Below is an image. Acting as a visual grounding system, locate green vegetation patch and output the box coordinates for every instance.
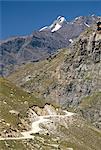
[0,78,46,130]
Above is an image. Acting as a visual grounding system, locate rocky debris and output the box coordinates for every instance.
[9,110,19,116]
[29,104,63,117]
[43,104,57,115]
[31,106,43,116]
[1,126,20,138]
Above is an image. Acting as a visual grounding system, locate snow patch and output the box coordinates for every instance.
[39,16,66,33]
[75,17,79,21]
[51,23,62,32]
[74,16,82,21]
[57,16,66,23]
[84,22,90,27]
[39,26,48,31]
[91,14,95,17]
[69,39,73,43]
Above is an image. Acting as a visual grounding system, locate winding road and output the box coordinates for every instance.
[0,111,74,141]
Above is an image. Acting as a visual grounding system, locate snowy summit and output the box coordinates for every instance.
[39,16,67,32]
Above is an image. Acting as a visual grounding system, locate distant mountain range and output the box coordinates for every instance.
[0,15,101,76]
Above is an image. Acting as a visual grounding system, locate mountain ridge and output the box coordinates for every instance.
[0,15,100,76]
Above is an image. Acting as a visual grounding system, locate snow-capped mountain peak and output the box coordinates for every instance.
[57,16,66,23]
[39,15,101,33]
[39,16,66,32]
[51,23,62,32]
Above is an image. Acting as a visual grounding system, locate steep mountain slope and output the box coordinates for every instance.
[0,15,100,76]
[8,26,101,129]
[0,78,46,138]
[77,92,101,129]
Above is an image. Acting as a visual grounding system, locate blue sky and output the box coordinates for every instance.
[0,1,101,40]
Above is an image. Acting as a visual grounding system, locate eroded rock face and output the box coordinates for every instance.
[45,32,101,107]
[30,104,58,116]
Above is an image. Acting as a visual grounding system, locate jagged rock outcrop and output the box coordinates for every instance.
[45,30,101,107]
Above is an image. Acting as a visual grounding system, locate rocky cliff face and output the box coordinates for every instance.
[52,30,101,106]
